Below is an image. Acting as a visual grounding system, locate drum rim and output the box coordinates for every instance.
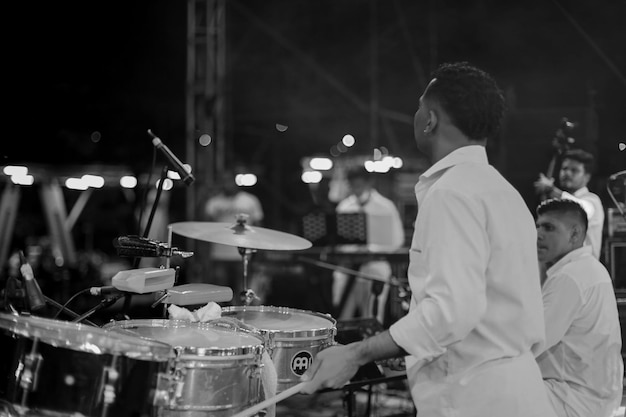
[0,312,173,361]
[103,318,266,357]
[221,305,337,339]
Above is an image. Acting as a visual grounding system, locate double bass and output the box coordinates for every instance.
[540,117,577,201]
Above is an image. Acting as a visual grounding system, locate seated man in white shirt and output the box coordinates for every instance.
[535,198,623,417]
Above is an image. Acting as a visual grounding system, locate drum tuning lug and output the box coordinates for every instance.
[20,352,43,392]
[171,366,187,403]
[246,363,263,380]
[240,289,260,306]
[266,331,276,353]
[102,365,120,406]
[153,373,173,407]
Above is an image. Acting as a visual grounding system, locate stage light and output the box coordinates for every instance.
[120,176,138,188]
[199,134,212,146]
[81,175,104,188]
[90,131,102,143]
[301,171,322,184]
[65,178,89,190]
[309,157,333,171]
[10,174,34,186]
[374,160,391,173]
[342,134,355,147]
[3,166,28,176]
[156,178,174,190]
[235,173,257,187]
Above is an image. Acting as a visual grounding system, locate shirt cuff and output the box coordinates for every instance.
[389,311,446,362]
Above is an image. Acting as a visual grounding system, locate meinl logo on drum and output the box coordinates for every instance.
[291,351,313,376]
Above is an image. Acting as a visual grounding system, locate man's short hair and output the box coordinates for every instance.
[536,198,588,234]
[562,149,595,175]
[424,61,506,142]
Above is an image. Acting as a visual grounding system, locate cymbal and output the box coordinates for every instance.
[169,221,313,251]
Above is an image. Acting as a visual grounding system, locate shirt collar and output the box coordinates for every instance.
[419,145,489,181]
[573,186,589,197]
[546,245,593,275]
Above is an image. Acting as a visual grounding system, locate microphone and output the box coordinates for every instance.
[609,170,626,181]
[89,286,125,296]
[18,251,46,311]
[113,235,193,258]
[148,129,195,186]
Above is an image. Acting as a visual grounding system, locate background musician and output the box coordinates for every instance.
[533,148,604,259]
[332,167,405,325]
[204,171,265,297]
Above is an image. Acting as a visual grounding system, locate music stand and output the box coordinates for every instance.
[302,212,367,247]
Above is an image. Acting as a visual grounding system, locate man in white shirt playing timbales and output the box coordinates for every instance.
[299,61,557,417]
[535,198,623,417]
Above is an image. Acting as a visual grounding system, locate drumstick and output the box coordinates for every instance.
[230,381,307,417]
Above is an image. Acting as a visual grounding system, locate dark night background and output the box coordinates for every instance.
[3,0,626,259]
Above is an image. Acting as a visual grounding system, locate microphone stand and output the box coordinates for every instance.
[122,165,169,318]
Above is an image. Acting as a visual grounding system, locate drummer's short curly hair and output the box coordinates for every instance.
[424,62,506,142]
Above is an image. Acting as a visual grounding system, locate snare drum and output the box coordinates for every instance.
[104,319,266,416]
[0,312,172,417]
[221,306,336,392]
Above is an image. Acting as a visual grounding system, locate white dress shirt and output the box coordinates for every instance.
[389,146,556,417]
[335,189,405,252]
[536,245,623,417]
[561,187,604,259]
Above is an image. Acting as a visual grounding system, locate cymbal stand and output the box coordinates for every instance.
[238,247,258,305]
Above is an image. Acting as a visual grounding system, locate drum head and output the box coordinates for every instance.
[0,312,172,361]
[103,319,264,357]
[222,306,336,339]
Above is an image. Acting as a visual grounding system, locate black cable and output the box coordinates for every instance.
[72,294,124,324]
[52,287,91,319]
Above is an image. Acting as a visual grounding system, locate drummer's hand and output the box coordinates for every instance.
[299,343,361,394]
